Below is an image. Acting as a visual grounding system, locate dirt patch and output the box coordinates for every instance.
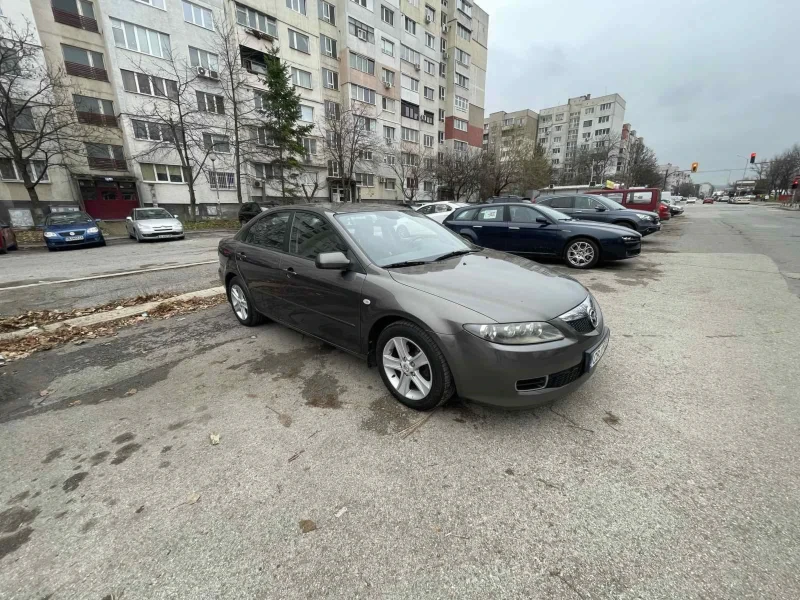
[613,264,663,287]
[167,419,191,431]
[360,396,415,436]
[0,506,41,534]
[42,448,64,464]
[302,370,345,409]
[112,432,135,444]
[159,461,171,469]
[161,445,172,454]
[79,518,98,534]
[589,282,616,294]
[111,443,141,466]
[227,344,337,379]
[0,526,34,560]
[89,451,110,467]
[7,491,30,505]
[62,472,88,493]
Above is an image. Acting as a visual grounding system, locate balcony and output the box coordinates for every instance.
[52,8,99,33]
[65,62,108,81]
[88,157,127,170]
[77,112,118,127]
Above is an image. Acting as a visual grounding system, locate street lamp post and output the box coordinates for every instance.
[209,152,221,218]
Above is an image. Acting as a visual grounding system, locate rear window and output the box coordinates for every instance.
[477,207,505,222]
[629,191,654,205]
[548,196,572,209]
[453,208,478,221]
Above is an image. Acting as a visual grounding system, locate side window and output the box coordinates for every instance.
[509,205,539,223]
[435,204,450,213]
[289,212,347,260]
[629,191,653,205]
[574,196,599,210]
[477,207,505,222]
[245,211,290,250]
[418,205,434,214]
[548,196,573,209]
[453,208,478,221]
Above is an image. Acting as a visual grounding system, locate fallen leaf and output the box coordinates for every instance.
[335,507,347,518]
[209,433,220,445]
[124,388,137,397]
[299,519,317,533]
[187,493,201,505]
[74,340,86,346]
[68,400,81,407]
[39,389,50,397]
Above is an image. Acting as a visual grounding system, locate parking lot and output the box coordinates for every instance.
[1,204,799,599]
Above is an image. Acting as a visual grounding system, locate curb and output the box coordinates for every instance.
[0,287,225,342]
[16,229,238,250]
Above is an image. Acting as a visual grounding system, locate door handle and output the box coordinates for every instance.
[509,226,520,230]
[472,225,483,228]
[236,251,247,259]
[285,267,296,276]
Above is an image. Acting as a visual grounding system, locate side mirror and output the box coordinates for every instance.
[596,206,606,212]
[126,216,132,221]
[536,217,549,224]
[315,251,350,270]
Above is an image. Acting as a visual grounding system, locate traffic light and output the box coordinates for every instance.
[750,152,756,164]
[793,179,799,190]
[691,162,698,173]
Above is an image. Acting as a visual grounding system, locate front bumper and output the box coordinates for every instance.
[640,222,661,236]
[139,230,184,239]
[600,237,641,260]
[438,325,610,408]
[45,233,104,248]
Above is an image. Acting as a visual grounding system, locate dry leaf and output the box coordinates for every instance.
[209,433,220,445]
[335,507,347,518]
[124,388,137,397]
[299,519,317,533]
[187,493,201,505]
[74,340,86,346]
[39,389,49,397]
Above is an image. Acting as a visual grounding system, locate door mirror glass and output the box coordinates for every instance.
[536,217,549,224]
[315,251,350,270]
[595,206,606,212]
[126,216,132,221]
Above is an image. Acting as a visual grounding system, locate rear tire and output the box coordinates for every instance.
[564,238,600,269]
[376,320,455,411]
[227,276,264,327]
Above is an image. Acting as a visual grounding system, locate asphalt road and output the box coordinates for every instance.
[1,204,799,599]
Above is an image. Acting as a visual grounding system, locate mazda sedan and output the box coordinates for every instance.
[218,205,610,410]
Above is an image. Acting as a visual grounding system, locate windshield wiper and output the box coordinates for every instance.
[433,249,477,262]
[382,260,431,269]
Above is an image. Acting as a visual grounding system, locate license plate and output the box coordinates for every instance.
[66,235,84,241]
[590,335,609,369]
[157,234,173,238]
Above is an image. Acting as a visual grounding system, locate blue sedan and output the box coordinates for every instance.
[43,211,106,251]
[444,202,641,269]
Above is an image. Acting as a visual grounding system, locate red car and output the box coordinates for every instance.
[703,197,714,204]
[0,219,18,254]
[658,202,671,221]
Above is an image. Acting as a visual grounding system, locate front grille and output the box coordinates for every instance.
[566,316,595,333]
[546,362,584,388]
[516,376,547,392]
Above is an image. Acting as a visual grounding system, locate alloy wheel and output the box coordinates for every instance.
[567,241,595,267]
[382,337,432,401]
[230,284,249,321]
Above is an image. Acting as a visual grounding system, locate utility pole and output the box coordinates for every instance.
[662,165,670,190]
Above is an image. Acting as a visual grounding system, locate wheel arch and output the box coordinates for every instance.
[563,234,604,260]
[366,312,439,367]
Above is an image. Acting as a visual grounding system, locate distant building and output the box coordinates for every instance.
[658,164,691,191]
[482,109,539,156]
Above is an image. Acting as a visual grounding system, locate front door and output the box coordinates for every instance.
[572,195,606,223]
[274,211,365,353]
[506,205,562,255]
[84,183,140,220]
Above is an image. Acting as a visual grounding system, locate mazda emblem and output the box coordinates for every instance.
[588,307,598,328]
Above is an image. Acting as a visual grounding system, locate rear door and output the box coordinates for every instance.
[235,211,291,315]
[274,211,365,353]
[471,205,509,250]
[545,195,575,217]
[507,205,564,255]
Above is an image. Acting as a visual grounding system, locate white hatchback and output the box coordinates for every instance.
[415,201,470,223]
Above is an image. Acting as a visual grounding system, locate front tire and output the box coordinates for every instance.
[376,321,455,411]
[227,277,264,327]
[564,238,600,269]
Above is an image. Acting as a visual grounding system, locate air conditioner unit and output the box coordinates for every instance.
[253,180,262,188]
[414,63,420,71]
[442,51,449,59]
[357,30,368,41]
[425,15,433,23]
[196,66,219,80]
[379,177,386,184]
[442,25,450,33]
[383,80,392,88]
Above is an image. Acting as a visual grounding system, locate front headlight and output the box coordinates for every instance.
[636,214,653,221]
[86,227,99,234]
[621,236,638,242]
[139,225,152,232]
[44,231,57,238]
[464,322,564,345]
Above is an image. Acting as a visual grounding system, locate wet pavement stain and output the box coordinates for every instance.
[160,445,172,454]
[7,491,30,505]
[360,396,414,435]
[112,432,135,444]
[167,419,191,431]
[227,345,337,380]
[589,282,616,294]
[110,443,141,465]
[41,448,64,464]
[79,518,98,534]
[53,511,68,520]
[0,506,41,534]
[89,451,110,467]
[0,527,34,560]
[302,370,345,409]
[159,461,171,469]
[63,472,88,493]
[195,405,209,413]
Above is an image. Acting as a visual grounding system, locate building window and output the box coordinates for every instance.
[349,52,375,75]
[381,5,393,25]
[288,30,310,53]
[300,105,314,122]
[552,136,561,143]
[52,0,98,32]
[208,170,236,190]
[454,118,468,132]
[132,119,173,141]
[352,0,367,6]
[401,101,419,120]
[0,159,49,182]
[319,0,335,24]
[401,127,419,143]
[454,140,467,152]
[552,147,560,154]
[74,95,116,126]
[382,97,396,112]
[384,155,396,166]
[286,0,306,15]
[423,180,434,192]
[552,158,560,165]
[455,72,469,89]
[585,107,594,114]
[197,91,225,114]
[438,131,444,144]
[424,86,434,101]
[423,134,434,148]
[404,16,417,35]
[86,143,126,169]
[203,133,231,153]
[320,34,338,58]
[62,45,107,80]
[384,178,395,190]
[457,0,472,16]
[384,125,396,142]
[381,38,394,56]
[321,68,338,89]
[381,69,396,87]
[327,160,340,177]
[594,128,610,136]
[292,67,313,88]
[425,32,435,49]
[554,125,562,131]
[121,69,177,98]
[236,3,278,36]
[400,44,420,66]
[182,1,212,29]
[252,162,277,180]
[110,19,171,58]
[189,47,218,73]
[555,113,564,121]
[354,172,374,187]
[324,100,340,119]
[600,102,612,110]
[583,120,592,127]
[598,115,610,124]
[349,17,374,43]
[302,137,317,156]
[402,152,419,166]
[140,163,187,183]
[134,0,165,9]
[406,177,417,189]
[425,4,435,21]
[454,95,468,112]
[424,59,436,75]
[455,48,470,66]
[422,110,434,124]
[439,86,445,100]
[401,74,419,92]
[457,23,470,40]
[350,83,376,104]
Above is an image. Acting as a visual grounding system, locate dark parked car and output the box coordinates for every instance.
[43,211,105,251]
[238,201,277,225]
[485,195,530,204]
[219,204,610,410]
[536,194,661,236]
[1,219,18,254]
[443,203,641,269]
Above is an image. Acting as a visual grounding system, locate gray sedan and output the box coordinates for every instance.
[126,208,185,242]
[218,205,609,410]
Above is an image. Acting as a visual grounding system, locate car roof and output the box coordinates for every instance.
[267,203,416,215]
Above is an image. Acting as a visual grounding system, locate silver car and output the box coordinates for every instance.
[126,208,185,242]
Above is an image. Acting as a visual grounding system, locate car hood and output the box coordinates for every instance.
[45,221,96,232]
[388,249,589,322]
[565,219,642,237]
[137,218,182,228]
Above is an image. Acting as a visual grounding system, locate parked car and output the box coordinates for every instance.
[219,204,610,410]
[485,195,530,204]
[658,202,671,221]
[238,201,275,225]
[444,202,641,269]
[686,197,697,204]
[703,197,715,204]
[0,219,18,254]
[534,194,661,236]
[579,187,663,215]
[414,201,470,223]
[43,211,105,251]
[126,208,184,242]
[662,197,684,216]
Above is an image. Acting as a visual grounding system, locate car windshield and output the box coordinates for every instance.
[47,212,93,225]
[534,204,574,221]
[593,196,626,210]
[335,210,472,267]
[135,209,172,220]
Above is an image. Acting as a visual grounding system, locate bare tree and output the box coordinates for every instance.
[382,140,434,204]
[516,141,552,193]
[0,20,93,223]
[478,137,520,198]
[435,148,481,202]
[618,141,661,187]
[319,101,380,203]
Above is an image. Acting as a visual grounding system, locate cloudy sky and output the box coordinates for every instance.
[477,0,800,186]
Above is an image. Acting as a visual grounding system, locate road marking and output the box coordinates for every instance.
[0,260,218,291]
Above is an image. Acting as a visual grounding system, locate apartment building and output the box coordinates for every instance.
[0,0,489,223]
[536,93,626,179]
[658,163,690,191]
[482,109,538,156]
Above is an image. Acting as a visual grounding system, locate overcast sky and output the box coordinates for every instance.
[478,0,800,186]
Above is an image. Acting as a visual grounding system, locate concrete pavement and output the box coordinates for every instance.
[1,204,799,599]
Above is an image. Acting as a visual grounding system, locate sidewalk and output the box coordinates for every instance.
[15,228,237,250]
